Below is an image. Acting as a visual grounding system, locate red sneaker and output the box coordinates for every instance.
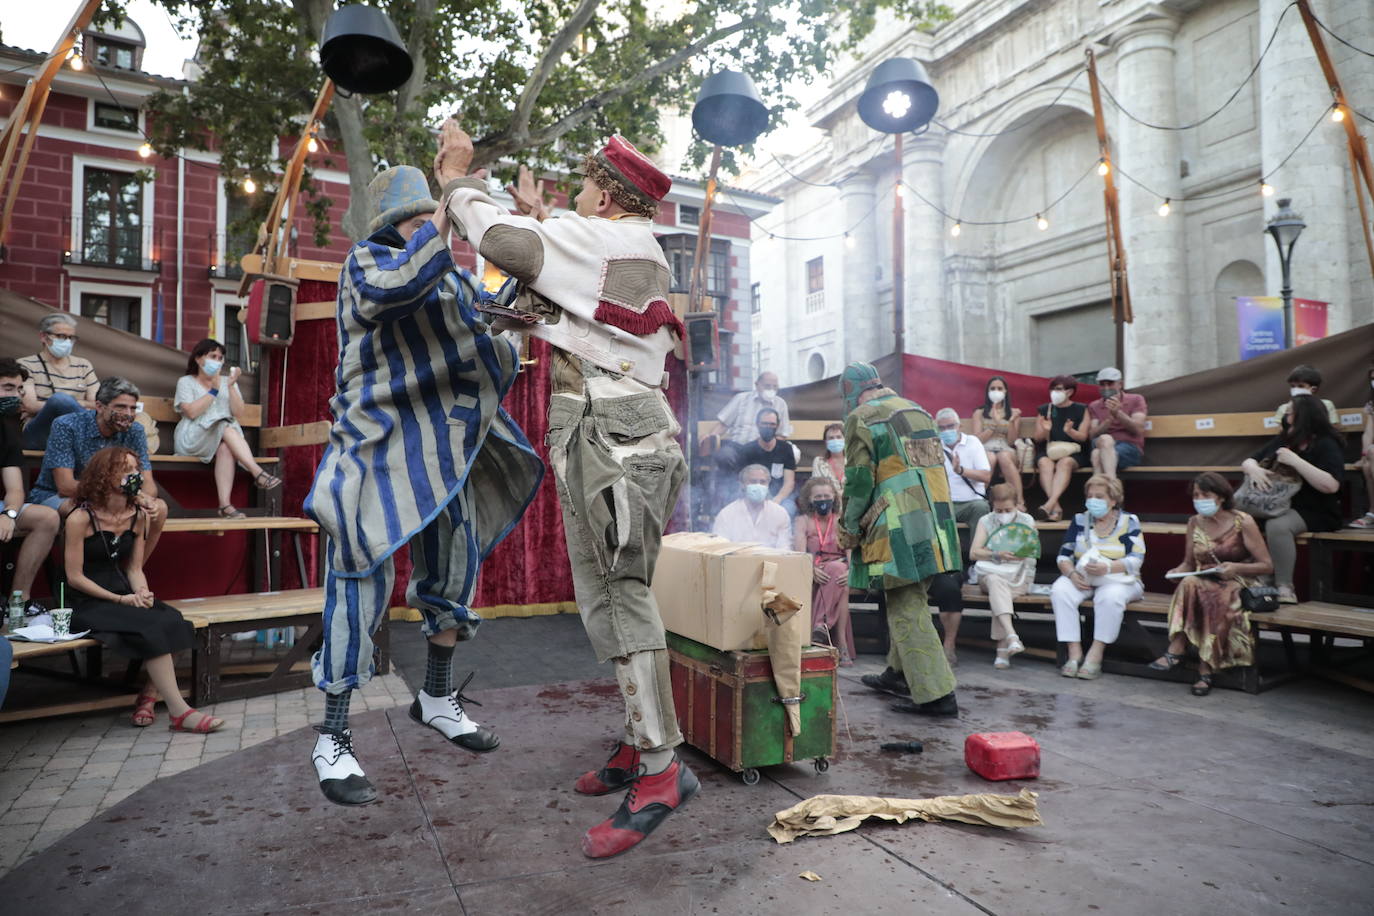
[574,741,641,796]
[581,757,700,859]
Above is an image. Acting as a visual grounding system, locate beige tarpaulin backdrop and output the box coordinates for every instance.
[768,789,1043,844]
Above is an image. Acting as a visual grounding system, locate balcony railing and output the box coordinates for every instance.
[207,231,256,280]
[62,217,161,272]
[805,290,824,314]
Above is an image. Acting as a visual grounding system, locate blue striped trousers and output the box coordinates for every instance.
[312,489,483,694]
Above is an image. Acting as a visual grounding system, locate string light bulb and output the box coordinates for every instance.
[1331,104,1345,123]
[138,142,152,159]
[1260,180,1275,197]
[69,51,84,71]
[950,221,961,238]
[243,177,256,194]
[1157,198,1171,217]
[1035,214,1049,231]
[1097,159,1110,177]
[844,232,855,250]
[895,183,905,199]
[307,135,319,153]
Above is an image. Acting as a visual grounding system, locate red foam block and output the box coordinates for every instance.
[964,731,1041,781]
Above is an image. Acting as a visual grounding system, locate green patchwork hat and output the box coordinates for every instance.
[840,361,884,412]
[366,165,440,235]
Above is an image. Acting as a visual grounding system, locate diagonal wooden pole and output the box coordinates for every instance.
[1085,48,1132,373]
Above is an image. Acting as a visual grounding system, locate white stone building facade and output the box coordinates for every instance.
[749,0,1374,387]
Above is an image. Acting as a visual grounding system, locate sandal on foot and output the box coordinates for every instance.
[1277,587,1299,605]
[253,471,282,490]
[218,505,246,519]
[131,692,158,727]
[1148,652,1184,671]
[1347,514,1374,529]
[1060,659,1080,678]
[1191,673,1214,697]
[994,649,1011,670]
[169,708,224,734]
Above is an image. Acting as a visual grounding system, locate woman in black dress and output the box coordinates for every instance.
[65,446,223,732]
[1033,374,1092,521]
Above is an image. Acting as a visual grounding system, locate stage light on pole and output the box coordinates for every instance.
[243,176,257,194]
[1036,213,1049,231]
[69,51,84,71]
[950,221,961,238]
[1157,198,1171,217]
[1260,180,1275,197]
[320,5,414,94]
[1097,158,1110,177]
[844,232,855,250]
[138,142,152,159]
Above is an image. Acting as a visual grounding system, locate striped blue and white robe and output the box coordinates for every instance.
[304,220,543,578]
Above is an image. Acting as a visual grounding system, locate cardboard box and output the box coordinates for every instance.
[653,532,812,652]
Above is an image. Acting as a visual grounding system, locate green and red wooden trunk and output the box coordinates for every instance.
[666,631,838,784]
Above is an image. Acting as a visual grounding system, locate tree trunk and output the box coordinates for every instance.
[334,93,376,242]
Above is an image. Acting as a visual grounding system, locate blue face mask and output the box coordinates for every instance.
[201,358,223,377]
[1085,497,1111,519]
[1193,499,1219,517]
[938,429,959,447]
[47,337,74,359]
[826,438,844,454]
[745,483,769,503]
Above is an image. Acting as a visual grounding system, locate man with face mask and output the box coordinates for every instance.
[735,407,798,514]
[706,372,794,486]
[436,123,698,859]
[27,377,168,557]
[712,464,793,549]
[17,312,99,450]
[1086,367,1148,479]
[0,359,61,620]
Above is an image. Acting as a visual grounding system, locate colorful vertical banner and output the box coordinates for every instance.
[1293,297,1329,346]
[1236,296,1285,361]
[1235,296,1330,360]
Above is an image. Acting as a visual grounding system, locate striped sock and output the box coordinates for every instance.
[424,642,455,697]
[323,691,351,733]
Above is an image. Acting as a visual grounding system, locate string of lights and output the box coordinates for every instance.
[1311,8,1374,59]
[904,158,1100,234]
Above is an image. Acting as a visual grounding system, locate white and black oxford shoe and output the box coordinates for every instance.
[311,727,378,806]
[409,677,499,752]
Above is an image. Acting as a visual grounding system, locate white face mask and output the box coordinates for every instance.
[1050,390,1068,406]
[994,511,1016,525]
[760,387,778,399]
[988,390,1006,404]
[1290,387,1311,398]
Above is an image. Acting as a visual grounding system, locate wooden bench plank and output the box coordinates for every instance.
[959,584,1173,615]
[176,588,324,625]
[1254,603,1374,638]
[162,516,318,534]
[260,421,331,450]
[8,638,100,666]
[141,396,263,428]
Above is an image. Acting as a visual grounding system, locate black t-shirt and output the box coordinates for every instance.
[1252,433,1345,532]
[739,438,797,496]
[1038,402,1087,442]
[0,415,22,471]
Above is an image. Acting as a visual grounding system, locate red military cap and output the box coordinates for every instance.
[591,135,671,202]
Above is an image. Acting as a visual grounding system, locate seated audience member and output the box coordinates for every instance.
[971,376,1025,510]
[712,464,791,549]
[28,377,168,558]
[793,478,851,665]
[1051,474,1145,680]
[1087,366,1147,479]
[810,422,846,489]
[968,483,1033,669]
[18,312,98,450]
[66,447,223,732]
[174,338,281,519]
[935,407,991,531]
[1274,364,1339,427]
[1151,473,1272,696]
[1034,375,1091,521]
[0,359,62,616]
[705,371,792,481]
[1241,394,1343,603]
[737,408,797,514]
[1351,367,1374,529]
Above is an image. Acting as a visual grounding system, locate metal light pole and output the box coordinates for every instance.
[1265,198,1306,349]
[857,58,938,365]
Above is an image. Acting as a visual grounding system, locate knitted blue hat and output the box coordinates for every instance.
[366,165,440,235]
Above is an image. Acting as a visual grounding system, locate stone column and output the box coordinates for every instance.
[839,167,879,365]
[1114,14,1187,385]
[904,132,948,360]
[1259,0,1351,335]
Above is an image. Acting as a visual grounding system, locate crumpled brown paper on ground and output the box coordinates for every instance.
[760,559,807,737]
[768,789,1042,844]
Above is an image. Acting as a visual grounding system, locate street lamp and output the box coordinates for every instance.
[1265,198,1306,349]
[857,58,939,360]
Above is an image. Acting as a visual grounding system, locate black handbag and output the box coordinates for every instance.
[1239,586,1281,613]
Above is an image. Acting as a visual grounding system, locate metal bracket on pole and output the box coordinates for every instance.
[1085,48,1133,374]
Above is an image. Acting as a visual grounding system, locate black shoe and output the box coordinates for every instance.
[24,598,48,618]
[891,692,959,718]
[861,667,911,698]
[311,727,378,806]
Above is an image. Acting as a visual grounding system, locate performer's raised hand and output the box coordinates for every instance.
[507,165,550,222]
[434,118,475,185]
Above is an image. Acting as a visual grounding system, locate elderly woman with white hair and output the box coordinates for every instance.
[18,312,99,450]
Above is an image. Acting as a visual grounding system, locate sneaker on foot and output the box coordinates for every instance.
[860,667,911,698]
[311,727,377,806]
[890,692,959,718]
[575,741,642,796]
[409,680,499,752]
[581,756,700,859]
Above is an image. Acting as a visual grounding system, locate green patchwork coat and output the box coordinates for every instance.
[840,390,962,589]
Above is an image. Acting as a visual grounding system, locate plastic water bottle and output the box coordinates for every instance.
[7,591,24,632]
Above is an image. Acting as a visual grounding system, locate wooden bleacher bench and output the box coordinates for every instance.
[8,637,101,668]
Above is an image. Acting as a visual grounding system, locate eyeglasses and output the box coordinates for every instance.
[45,333,79,342]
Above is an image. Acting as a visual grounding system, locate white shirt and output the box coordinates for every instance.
[712,498,793,550]
[717,391,793,444]
[942,432,991,502]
